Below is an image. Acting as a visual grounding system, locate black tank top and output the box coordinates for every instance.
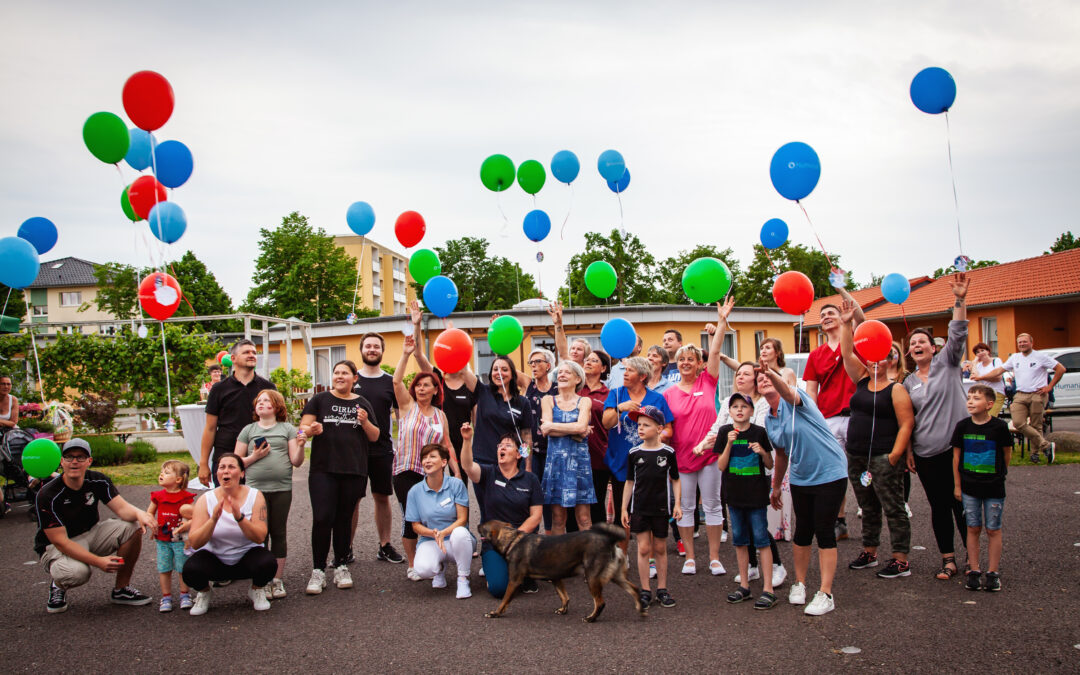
[846,378,899,455]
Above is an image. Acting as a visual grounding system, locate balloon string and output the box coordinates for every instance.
[23,297,46,405]
[160,322,173,420]
[350,244,366,315]
[944,111,964,255]
[792,316,802,439]
[764,249,779,274]
[1,287,11,322]
[147,143,165,273]
[900,303,910,335]
[867,363,878,470]
[537,244,543,300]
[499,378,524,447]
[795,201,835,270]
[616,191,624,230]
[167,262,197,318]
[496,191,511,238]
[559,183,575,241]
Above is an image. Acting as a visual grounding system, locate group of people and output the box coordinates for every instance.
[30,274,1067,616]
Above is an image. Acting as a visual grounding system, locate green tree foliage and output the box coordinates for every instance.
[167,251,237,331]
[1046,230,1079,254]
[0,283,26,323]
[931,259,998,278]
[558,229,661,306]
[655,245,742,305]
[243,212,358,322]
[269,367,313,423]
[93,262,140,321]
[739,243,853,306]
[427,237,540,311]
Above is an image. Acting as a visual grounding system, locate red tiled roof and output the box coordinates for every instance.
[804,277,930,326]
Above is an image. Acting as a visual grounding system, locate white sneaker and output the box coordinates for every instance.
[189,589,211,616]
[432,567,447,589]
[456,576,472,599]
[788,581,806,605]
[248,586,270,611]
[720,530,728,543]
[857,508,863,518]
[709,560,726,576]
[681,560,696,575]
[804,590,835,616]
[334,565,353,589]
[772,564,788,587]
[407,567,422,581]
[478,566,485,578]
[735,566,760,583]
[270,578,286,599]
[904,502,913,518]
[306,569,326,595]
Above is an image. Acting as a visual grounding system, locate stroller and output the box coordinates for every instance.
[1,428,40,520]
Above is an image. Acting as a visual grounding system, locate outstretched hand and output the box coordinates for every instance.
[949,272,969,301]
[409,299,423,325]
[839,298,857,324]
[547,301,563,325]
[718,295,735,322]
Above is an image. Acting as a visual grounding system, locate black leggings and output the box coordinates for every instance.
[791,478,847,549]
[392,471,424,540]
[182,548,277,590]
[262,490,292,559]
[309,472,366,570]
[748,532,783,567]
[590,466,612,525]
[914,451,965,556]
[532,452,553,531]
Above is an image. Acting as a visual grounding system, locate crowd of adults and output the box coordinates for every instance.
[25,275,1070,616]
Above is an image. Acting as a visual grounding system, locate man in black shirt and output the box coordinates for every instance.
[36,439,157,613]
[199,339,276,487]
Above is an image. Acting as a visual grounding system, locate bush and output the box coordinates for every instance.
[74,392,120,433]
[86,437,127,466]
[130,439,158,463]
[18,418,55,434]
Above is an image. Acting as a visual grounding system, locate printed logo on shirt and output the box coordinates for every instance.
[962,434,996,474]
[326,404,360,427]
[85,492,96,506]
[637,457,646,464]
[729,439,761,476]
[656,456,667,467]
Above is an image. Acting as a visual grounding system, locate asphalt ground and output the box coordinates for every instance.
[2,460,1078,674]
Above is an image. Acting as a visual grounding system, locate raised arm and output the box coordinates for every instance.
[392,335,416,411]
[457,422,481,483]
[836,287,866,327]
[706,296,733,378]
[549,301,569,362]
[838,298,868,384]
[409,300,434,373]
[762,356,800,406]
[949,272,968,322]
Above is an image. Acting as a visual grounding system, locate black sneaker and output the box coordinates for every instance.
[639,589,653,607]
[983,572,1002,592]
[965,570,982,591]
[377,543,405,564]
[876,558,911,578]
[47,584,68,613]
[343,548,356,565]
[521,578,539,594]
[835,520,849,541]
[848,551,879,569]
[656,588,676,608]
[1029,451,1041,464]
[110,586,152,606]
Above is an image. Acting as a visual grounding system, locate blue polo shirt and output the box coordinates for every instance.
[603,387,673,482]
[478,463,542,529]
[404,476,470,544]
[763,394,847,487]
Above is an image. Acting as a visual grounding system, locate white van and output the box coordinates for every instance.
[1042,347,1080,409]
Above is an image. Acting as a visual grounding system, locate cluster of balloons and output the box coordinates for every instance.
[598,150,630,194]
[214,349,234,369]
[0,216,58,291]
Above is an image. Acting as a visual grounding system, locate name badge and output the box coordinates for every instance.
[494,480,506,487]
[692,391,703,397]
[911,383,923,391]
[439,497,452,506]
[510,408,521,415]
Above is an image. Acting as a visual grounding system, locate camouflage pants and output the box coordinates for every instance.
[848,452,910,554]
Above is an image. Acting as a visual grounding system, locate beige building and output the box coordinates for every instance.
[26,257,121,335]
[332,235,418,316]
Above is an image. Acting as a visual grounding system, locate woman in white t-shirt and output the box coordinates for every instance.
[970,342,1006,416]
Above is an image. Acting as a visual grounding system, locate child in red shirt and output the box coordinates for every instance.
[147,460,195,612]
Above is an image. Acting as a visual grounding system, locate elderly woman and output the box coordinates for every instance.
[540,360,595,533]
[183,453,276,615]
[405,444,474,599]
[471,356,533,522]
[646,346,674,394]
[580,350,612,525]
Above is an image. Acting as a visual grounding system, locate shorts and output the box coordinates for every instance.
[392,470,425,540]
[630,513,669,538]
[728,505,770,549]
[41,519,141,590]
[367,454,394,496]
[962,494,1004,530]
[156,539,189,574]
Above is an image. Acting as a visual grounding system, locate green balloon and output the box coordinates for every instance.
[480,154,516,192]
[82,112,130,164]
[22,438,61,479]
[584,261,618,299]
[121,185,142,222]
[516,159,546,195]
[681,257,733,304]
[222,354,233,369]
[409,248,441,286]
[488,315,524,356]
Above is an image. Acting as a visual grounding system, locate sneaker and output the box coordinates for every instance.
[334,565,353,589]
[693,530,700,539]
[709,560,726,576]
[342,548,356,565]
[848,551,879,570]
[804,591,835,616]
[270,578,287,599]
[47,584,68,614]
[639,589,653,606]
[212,579,233,587]
[248,586,270,611]
[735,566,760,584]
[522,577,540,593]
[983,571,1001,592]
[676,540,686,557]
[727,586,753,603]
[720,530,728,543]
[377,543,405,564]
[681,560,696,575]
[772,564,787,587]
[179,592,193,610]
[432,567,447,589]
[189,590,211,616]
[788,581,806,605]
[407,567,422,581]
[876,558,911,579]
[648,559,657,579]
[306,568,326,595]
[456,576,472,599]
[1029,451,1041,464]
[904,502,913,518]
[159,595,173,613]
[1046,443,1055,465]
[110,586,152,606]
[478,565,485,577]
[835,520,849,541]
[656,588,676,608]
[857,507,863,518]
[965,570,982,591]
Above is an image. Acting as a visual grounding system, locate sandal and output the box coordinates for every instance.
[754,591,779,610]
[935,555,958,580]
[727,586,753,604]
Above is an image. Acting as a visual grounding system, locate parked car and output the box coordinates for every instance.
[1041,347,1080,409]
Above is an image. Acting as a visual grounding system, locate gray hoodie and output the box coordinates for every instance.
[904,319,969,458]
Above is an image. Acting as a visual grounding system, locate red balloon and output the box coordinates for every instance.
[138,272,182,321]
[432,328,472,374]
[215,350,228,364]
[771,271,814,315]
[395,211,426,248]
[127,175,167,220]
[853,320,893,362]
[123,71,175,131]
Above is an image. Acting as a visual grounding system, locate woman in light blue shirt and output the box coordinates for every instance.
[404,444,473,599]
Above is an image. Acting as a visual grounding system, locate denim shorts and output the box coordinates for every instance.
[156,540,189,574]
[728,505,770,549]
[961,494,1004,530]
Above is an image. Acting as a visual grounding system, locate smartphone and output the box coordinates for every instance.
[253,437,267,449]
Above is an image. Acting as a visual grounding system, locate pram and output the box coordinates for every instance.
[1,428,40,519]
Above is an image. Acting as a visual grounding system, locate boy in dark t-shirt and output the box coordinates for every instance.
[951,385,1012,592]
[620,405,681,609]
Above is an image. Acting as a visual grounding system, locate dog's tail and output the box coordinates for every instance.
[591,522,629,544]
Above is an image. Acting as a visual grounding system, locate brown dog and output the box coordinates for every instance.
[478,520,646,622]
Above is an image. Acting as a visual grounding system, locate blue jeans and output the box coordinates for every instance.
[961,494,1004,530]
[728,505,770,549]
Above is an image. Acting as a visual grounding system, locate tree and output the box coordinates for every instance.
[243,212,358,322]
[557,229,662,307]
[863,273,885,290]
[655,245,742,305]
[427,237,540,311]
[167,251,237,331]
[739,243,854,306]
[93,262,140,321]
[931,259,998,278]
[1046,231,1079,254]
[0,283,26,325]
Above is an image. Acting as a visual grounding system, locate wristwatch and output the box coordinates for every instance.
[236,511,245,523]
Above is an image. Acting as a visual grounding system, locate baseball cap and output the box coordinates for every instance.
[628,405,665,425]
[728,393,754,409]
[62,438,92,457]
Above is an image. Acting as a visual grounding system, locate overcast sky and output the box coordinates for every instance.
[2,1,1078,310]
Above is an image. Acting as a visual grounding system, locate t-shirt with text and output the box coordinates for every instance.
[151,489,196,542]
[302,391,377,475]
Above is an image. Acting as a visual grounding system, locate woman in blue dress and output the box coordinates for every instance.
[540,360,596,533]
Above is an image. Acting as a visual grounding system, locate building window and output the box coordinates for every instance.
[32,305,48,317]
[981,317,998,356]
[701,331,736,394]
[313,345,347,392]
[754,330,766,355]
[60,291,82,307]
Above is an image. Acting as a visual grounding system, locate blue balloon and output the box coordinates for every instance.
[606,168,631,194]
[881,273,911,305]
[147,202,187,244]
[522,210,551,243]
[0,236,40,289]
[152,140,194,188]
[17,217,58,255]
[597,149,626,182]
[346,201,376,236]
[124,129,155,171]
[551,150,580,184]
[759,218,788,250]
[601,318,636,360]
[769,142,820,201]
[910,67,956,115]
[423,275,459,318]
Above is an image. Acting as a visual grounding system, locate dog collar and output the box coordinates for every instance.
[502,530,526,557]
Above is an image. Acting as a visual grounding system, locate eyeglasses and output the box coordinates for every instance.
[62,455,91,463]
[527,360,547,367]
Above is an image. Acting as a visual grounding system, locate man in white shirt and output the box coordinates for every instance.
[972,333,1065,463]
